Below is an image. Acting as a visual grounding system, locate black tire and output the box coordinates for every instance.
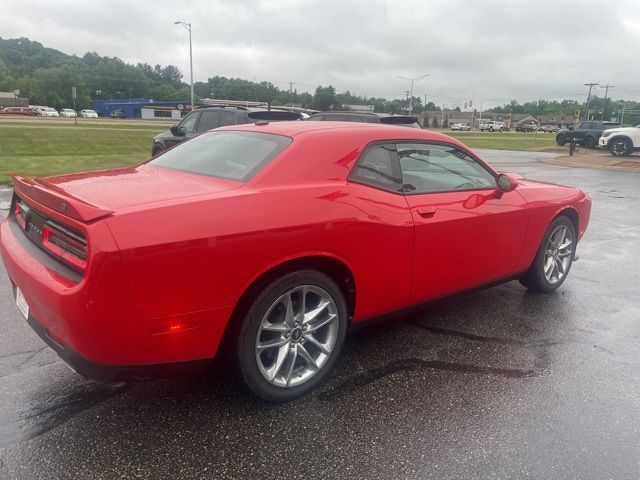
[519,215,576,293]
[583,136,596,148]
[151,144,164,156]
[556,134,566,146]
[609,137,633,157]
[236,270,347,402]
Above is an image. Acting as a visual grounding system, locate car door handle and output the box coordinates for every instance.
[416,206,436,218]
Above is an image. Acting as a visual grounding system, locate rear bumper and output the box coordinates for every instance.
[26,311,211,382]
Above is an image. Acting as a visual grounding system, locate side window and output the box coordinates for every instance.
[343,116,365,122]
[178,112,200,133]
[218,110,237,127]
[397,143,496,194]
[350,144,402,192]
[197,111,220,131]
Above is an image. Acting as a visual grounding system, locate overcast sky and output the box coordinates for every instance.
[3,0,640,107]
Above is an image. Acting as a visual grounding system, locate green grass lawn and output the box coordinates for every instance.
[0,124,157,184]
[0,123,559,185]
[444,131,557,150]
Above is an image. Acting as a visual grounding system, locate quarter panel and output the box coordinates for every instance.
[106,184,414,322]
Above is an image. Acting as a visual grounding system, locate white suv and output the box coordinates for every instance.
[599,125,640,157]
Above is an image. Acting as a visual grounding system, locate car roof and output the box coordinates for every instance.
[217,120,468,146]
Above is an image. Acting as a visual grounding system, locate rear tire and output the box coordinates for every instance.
[519,215,576,293]
[236,270,347,402]
[584,136,596,148]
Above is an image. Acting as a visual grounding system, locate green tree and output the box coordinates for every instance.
[313,85,338,110]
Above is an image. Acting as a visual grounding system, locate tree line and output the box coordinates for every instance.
[1,37,638,124]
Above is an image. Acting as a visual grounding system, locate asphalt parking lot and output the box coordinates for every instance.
[0,150,638,479]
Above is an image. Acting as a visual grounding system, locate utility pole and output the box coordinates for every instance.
[583,82,599,121]
[288,81,295,105]
[441,104,445,127]
[404,91,411,114]
[600,84,613,120]
[620,102,626,123]
[175,21,194,110]
[398,74,430,114]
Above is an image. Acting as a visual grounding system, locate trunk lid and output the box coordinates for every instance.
[14,165,242,220]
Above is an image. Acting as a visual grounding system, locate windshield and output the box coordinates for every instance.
[149,130,292,182]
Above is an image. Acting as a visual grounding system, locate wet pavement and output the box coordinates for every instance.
[0,151,639,479]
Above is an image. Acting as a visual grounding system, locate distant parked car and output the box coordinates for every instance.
[0,107,37,116]
[598,125,640,157]
[152,105,301,156]
[110,109,126,119]
[539,125,559,133]
[516,123,538,132]
[556,120,621,148]
[60,109,77,117]
[480,121,506,132]
[41,107,59,117]
[80,109,99,118]
[450,123,471,131]
[306,111,421,128]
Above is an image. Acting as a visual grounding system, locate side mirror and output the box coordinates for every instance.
[568,125,574,130]
[497,173,518,193]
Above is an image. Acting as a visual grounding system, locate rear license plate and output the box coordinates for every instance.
[16,287,29,320]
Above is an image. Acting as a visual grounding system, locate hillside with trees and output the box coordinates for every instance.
[0,37,638,124]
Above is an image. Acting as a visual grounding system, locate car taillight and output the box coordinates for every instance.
[42,224,87,270]
[14,202,26,229]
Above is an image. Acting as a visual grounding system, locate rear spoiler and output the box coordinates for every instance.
[248,111,301,121]
[11,174,113,223]
[379,116,419,125]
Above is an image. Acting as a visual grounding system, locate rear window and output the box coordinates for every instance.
[149,130,292,182]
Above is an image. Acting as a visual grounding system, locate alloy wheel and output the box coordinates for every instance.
[543,225,574,284]
[255,285,339,388]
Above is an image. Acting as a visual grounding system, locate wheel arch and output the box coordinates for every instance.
[218,254,357,356]
[555,206,579,237]
[608,135,633,146]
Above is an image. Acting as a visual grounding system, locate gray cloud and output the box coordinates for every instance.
[3,0,640,107]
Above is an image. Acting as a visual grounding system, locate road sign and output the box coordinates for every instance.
[72,87,77,99]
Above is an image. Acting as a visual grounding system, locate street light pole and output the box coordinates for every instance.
[600,84,614,121]
[175,21,194,110]
[398,74,430,114]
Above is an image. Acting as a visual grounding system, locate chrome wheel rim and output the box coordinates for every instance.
[255,285,339,388]
[543,225,574,284]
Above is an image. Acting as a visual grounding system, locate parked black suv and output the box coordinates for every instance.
[306,111,421,128]
[515,122,538,132]
[556,120,621,148]
[151,106,301,155]
[111,109,126,119]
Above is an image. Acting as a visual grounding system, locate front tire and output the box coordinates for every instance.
[609,138,633,157]
[520,215,576,293]
[556,134,566,146]
[237,270,347,402]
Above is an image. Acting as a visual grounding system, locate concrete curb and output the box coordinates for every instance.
[540,156,640,172]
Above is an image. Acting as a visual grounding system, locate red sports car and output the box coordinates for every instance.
[0,122,591,401]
